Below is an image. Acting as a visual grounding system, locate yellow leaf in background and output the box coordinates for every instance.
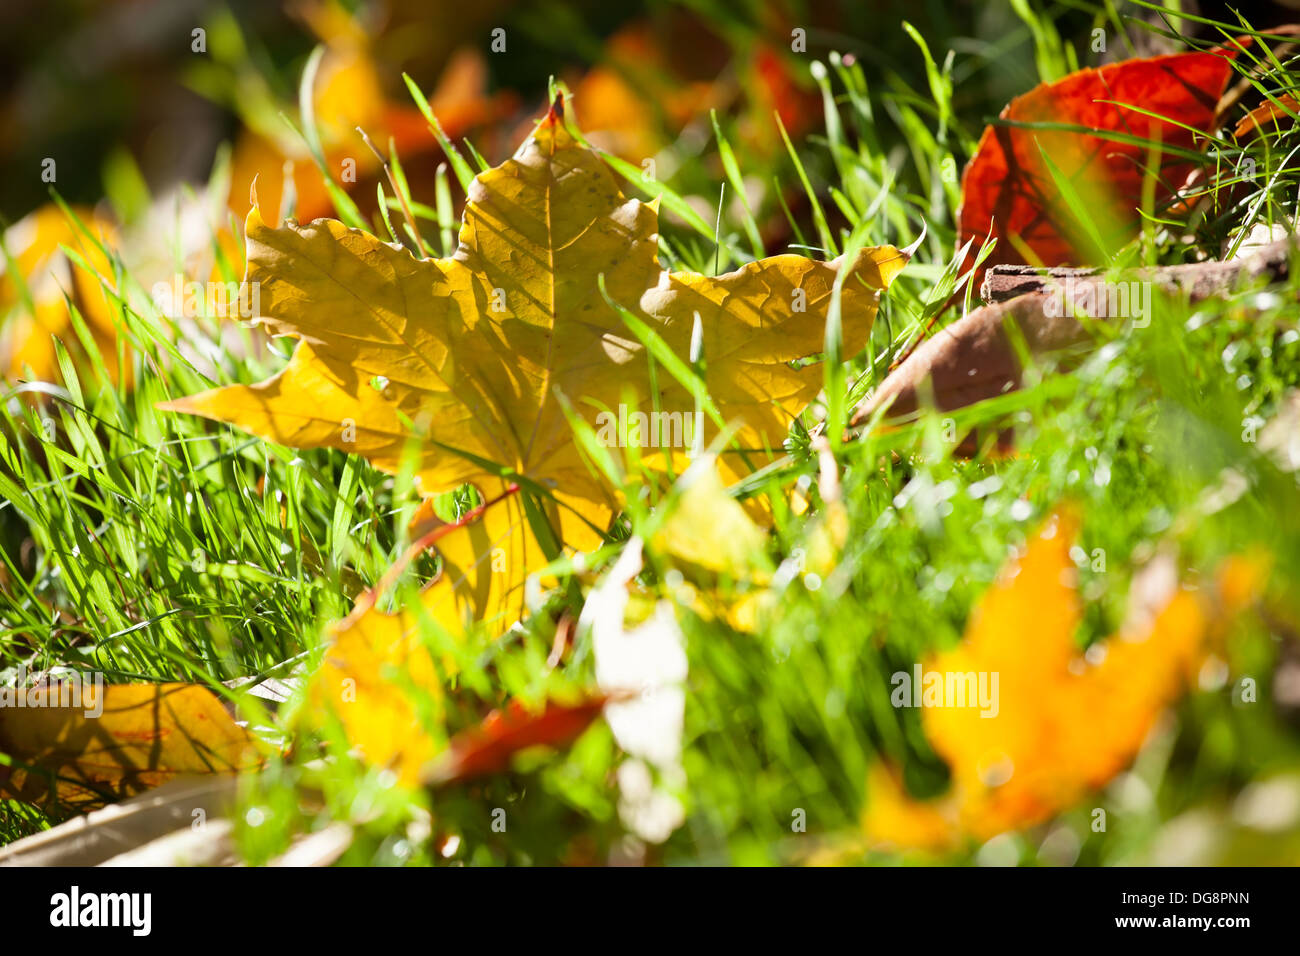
[0,683,259,813]
[164,100,907,616]
[572,25,717,161]
[568,25,820,164]
[0,205,124,384]
[865,511,1264,849]
[227,1,505,224]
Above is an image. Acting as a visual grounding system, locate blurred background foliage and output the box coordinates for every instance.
[0,0,1130,225]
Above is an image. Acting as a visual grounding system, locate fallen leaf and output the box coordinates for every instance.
[1234,92,1300,138]
[0,683,260,813]
[267,821,354,867]
[581,535,689,841]
[850,292,1087,426]
[862,763,956,853]
[864,510,1262,847]
[423,696,606,786]
[959,45,1242,274]
[852,234,1298,429]
[228,27,508,224]
[570,24,816,164]
[650,459,772,584]
[572,24,717,162]
[304,486,535,785]
[164,97,907,616]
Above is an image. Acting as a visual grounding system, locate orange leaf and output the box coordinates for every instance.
[424,696,606,786]
[1233,92,1300,138]
[228,45,507,223]
[865,510,1264,848]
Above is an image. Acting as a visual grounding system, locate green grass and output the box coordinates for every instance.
[3,2,1300,864]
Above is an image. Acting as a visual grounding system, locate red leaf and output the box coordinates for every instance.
[959,45,1243,277]
[425,697,606,786]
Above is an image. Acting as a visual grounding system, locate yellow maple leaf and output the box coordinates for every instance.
[864,510,1262,849]
[163,99,908,632]
[0,683,260,813]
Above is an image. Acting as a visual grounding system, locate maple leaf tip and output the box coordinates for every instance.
[901,221,928,258]
[245,181,269,232]
[154,396,186,414]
